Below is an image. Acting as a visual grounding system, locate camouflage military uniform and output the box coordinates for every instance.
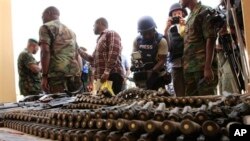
[217,51,238,94]
[39,20,82,93]
[18,49,41,96]
[183,2,218,96]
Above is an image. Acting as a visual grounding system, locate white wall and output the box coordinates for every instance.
[12,0,220,100]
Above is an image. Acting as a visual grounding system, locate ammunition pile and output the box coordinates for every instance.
[2,88,250,141]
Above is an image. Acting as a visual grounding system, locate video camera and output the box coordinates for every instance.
[130,51,154,72]
[198,8,226,31]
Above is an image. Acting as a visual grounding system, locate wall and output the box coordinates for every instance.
[242,0,250,56]
[0,0,16,102]
[242,0,250,92]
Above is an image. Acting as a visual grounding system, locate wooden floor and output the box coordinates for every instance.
[0,128,52,141]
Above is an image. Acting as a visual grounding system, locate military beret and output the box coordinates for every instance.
[28,38,38,44]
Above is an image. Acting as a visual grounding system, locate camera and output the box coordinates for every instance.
[130,51,154,72]
[171,16,180,24]
[198,8,226,31]
[130,51,144,72]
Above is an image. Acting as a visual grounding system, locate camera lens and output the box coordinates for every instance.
[172,17,180,24]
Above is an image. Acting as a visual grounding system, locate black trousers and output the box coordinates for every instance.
[108,73,124,94]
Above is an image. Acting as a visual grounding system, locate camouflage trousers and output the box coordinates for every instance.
[217,51,239,94]
[172,67,185,97]
[48,75,82,94]
[19,80,41,96]
[184,70,218,96]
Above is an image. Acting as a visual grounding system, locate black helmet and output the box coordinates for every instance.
[137,16,157,33]
[169,3,188,17]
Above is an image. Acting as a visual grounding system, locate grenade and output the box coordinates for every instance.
[154,103,166,121]
[68,113,77,121]
[120,132,139,141]
[72,130,86,141]
[57,112,63,120]
[46,118,51,125]
[82,130,99,141]
[33,126,40,136]
[202,120,221,138]
[116,118,130,131]
[129,120,146,132]
[57,119,62,127]
[96,119,106,129]
[168,107,181,122]
[107,108,122,119]
[62,120,68,127]
[62,112,69,121]
[157,134,176,141]
[76,113,84,122]
[51,118,57,126]
[137,133,157,141]
[57,129,68,141]
[50,129,60,140]
[38,127,46,138]
[81,120,88,129]
[138,101,154,121]
[93,130,110,141]
[64,130,76,141]
[161,120,181,136]
[95,109,107,119]
[43,128,51,139]
[88,119,97,129]
[105,119,116,130]
[85,111,95,120]
[144,120,162,133]
[194,97,204,107]
[180,119,201,136]
[106,131,123,141]
[74,121,81,129]
[195,105,208,124]
[181,106,194,121]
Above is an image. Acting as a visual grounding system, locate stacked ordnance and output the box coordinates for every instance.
[2,88,250,141]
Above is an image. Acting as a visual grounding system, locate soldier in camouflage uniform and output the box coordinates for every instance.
[180,0,218,96]
[39,6,82,93]
[18,39,41,96]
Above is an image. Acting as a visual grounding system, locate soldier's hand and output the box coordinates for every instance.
[204,67,214,83]
[41,77,49,93]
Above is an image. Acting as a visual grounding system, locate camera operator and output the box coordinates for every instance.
[180,0,218,96]
[164,3,187,97]
[131,16,169,90]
